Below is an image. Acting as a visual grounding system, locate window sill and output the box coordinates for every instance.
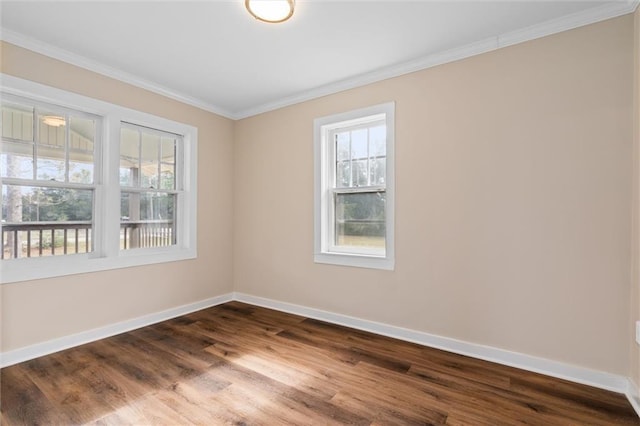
[314,252,394,270]
[0,247,197,284]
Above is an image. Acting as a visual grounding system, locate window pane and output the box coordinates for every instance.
[159,136,176,190]
[120,127,139,187]
[351,128,368,160]
[69,116,95,184]
[120,191,176,250]
[2,104,34,141]
[336,132,350,161]
[141,132,160,189]
[119,192,174,222]
[336,160,350,188]
[37,113,66,181]
[38,113,66,148]
[352,159,368,187]
[334,191,385,249]
[370,125,386,157]
[36,145,66,181]
[1,140,34,179]
[370,157,386,186]
[1,184,93,259]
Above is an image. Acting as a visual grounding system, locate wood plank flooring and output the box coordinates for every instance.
[1,301,638,425]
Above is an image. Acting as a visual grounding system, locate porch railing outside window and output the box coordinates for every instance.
[1,220,174,259]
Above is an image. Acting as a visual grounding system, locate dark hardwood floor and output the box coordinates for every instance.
[1,301,638,425]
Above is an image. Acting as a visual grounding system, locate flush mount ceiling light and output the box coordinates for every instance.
[42,116,66,127]
[245,0,294,23]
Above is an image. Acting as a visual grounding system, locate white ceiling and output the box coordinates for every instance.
[0,1,636,119]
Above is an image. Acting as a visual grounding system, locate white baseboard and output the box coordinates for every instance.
[233,292,631,395]
[0,293,234,368]
[628,379,640,418]
[1,289,636,416]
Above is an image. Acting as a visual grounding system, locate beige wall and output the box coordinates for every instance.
[0,42,235,352]
[234,16,634,375]
[1,14,637,380]
[632,7,640,392]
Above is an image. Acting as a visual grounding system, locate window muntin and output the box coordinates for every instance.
[314,102,395,270]
[119,124,180,250]
[1,97,99,260]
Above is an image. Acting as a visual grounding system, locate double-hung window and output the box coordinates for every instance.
[314,102,395,270]
[1,75,197,283]
[119,124,180,250]
[1,95,100,259]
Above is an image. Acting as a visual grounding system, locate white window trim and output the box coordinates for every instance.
[1,74,198,284]
[314,102,395,270]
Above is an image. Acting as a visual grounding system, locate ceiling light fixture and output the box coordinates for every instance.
[42,116,66,127]
[245,0,294,23]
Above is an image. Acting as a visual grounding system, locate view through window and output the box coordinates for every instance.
[1,99,98,259]
[119,124,180,250]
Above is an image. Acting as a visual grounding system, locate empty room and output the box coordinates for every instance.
[1,0,640,424]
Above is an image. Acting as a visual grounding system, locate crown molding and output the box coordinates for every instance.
[2,1,638,121]
[235,0,639,119]
[234,36,500,119]
[0,29,236,119]
[498,0,639,48]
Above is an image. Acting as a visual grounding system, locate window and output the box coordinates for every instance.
[1,96,100,259]
[314,102,395,270]
[119,124,180,250]
[1,75,197,283]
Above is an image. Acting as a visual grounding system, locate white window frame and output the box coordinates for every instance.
[314,102,395,270]
[1,75,198,284]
